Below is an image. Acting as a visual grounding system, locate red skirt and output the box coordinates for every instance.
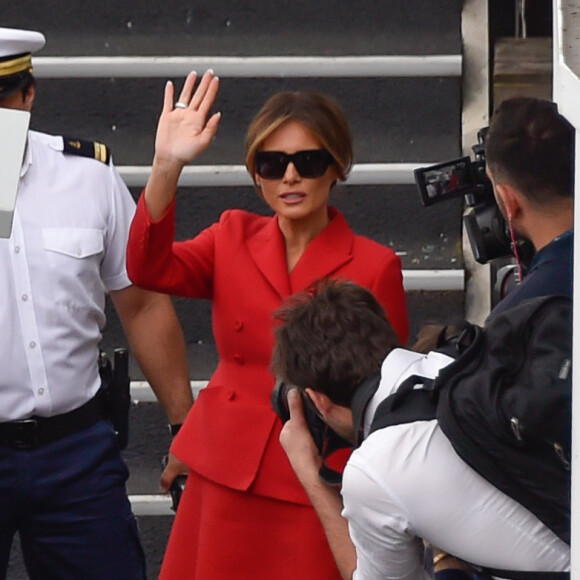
[159,470,343,580]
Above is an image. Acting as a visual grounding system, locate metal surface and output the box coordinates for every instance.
[461,0,491,325]
[33,55,462,78]
[129,495,174,517]
[553,2,579,577]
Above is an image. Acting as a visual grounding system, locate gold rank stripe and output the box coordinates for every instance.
[0,54,33,77]
[94,141,108,163]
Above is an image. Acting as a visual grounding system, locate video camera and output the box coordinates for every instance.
[413,127,534,266]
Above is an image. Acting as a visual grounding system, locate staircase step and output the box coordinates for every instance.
[5,1,462,56]
[30,76,461,165]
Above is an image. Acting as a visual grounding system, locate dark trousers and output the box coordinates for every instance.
[0,420,146,580]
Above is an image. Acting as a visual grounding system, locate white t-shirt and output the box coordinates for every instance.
[0,131,136,421]
[342,349,570,580]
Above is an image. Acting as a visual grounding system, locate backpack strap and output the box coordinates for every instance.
[434,321,478,358]
[434,323,483,375]
[360,324,483,440]
[351,374,382,447]
[368,322,484,435]
[369,374,438,434]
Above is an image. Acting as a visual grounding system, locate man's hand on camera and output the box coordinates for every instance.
[160,452,189,493]
[279,388,323,488]
[280,389,357,580]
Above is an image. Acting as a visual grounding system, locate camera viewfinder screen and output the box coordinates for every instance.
[414,157,474,207]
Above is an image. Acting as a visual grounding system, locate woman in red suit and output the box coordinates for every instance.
[127,70,409,579]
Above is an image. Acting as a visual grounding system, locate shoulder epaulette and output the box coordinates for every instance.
[62,137,111,165]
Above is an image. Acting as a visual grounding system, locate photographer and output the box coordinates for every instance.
[484,97,574,318]
[273,279,569,580]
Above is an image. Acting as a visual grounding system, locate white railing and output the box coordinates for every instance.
[33,55,461,78]
[130,494,173,516]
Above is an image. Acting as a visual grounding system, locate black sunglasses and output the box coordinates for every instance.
[254,149,335,180]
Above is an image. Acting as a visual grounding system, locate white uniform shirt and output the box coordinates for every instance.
[343,349,570,580]
[0,131,136,421]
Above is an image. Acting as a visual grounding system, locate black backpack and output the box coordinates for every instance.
[370,295,572,578]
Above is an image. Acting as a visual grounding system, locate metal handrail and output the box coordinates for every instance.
[33,54,462,78]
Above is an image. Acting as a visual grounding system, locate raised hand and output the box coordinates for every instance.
[154,70,221,167]
[145,70,221,219]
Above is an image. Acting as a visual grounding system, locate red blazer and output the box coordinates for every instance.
[127,196,409,504]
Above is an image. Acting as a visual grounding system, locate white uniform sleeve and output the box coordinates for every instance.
[342,458,432,580]
[100,158,137,292]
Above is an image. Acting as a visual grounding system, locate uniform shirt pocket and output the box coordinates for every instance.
[41,228,105,310]
[42,227,104,259]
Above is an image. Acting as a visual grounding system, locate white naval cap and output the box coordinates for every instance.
[0,27,45,98]
[0,27,45,65]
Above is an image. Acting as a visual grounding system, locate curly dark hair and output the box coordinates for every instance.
[271,279,400,407]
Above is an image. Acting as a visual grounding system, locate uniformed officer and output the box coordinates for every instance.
[0,27,193,580]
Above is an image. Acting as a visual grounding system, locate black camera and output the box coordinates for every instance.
[271,379,351,485]
[414,127,534,266]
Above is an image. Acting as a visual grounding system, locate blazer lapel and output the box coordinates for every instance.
[246,209,354,298]
[246,215,292,298]
[290,208,354,292]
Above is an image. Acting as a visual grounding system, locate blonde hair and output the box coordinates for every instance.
[245,91,353,184]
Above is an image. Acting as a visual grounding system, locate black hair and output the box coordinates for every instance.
[485,97,575,205]
[0,71,35,102]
